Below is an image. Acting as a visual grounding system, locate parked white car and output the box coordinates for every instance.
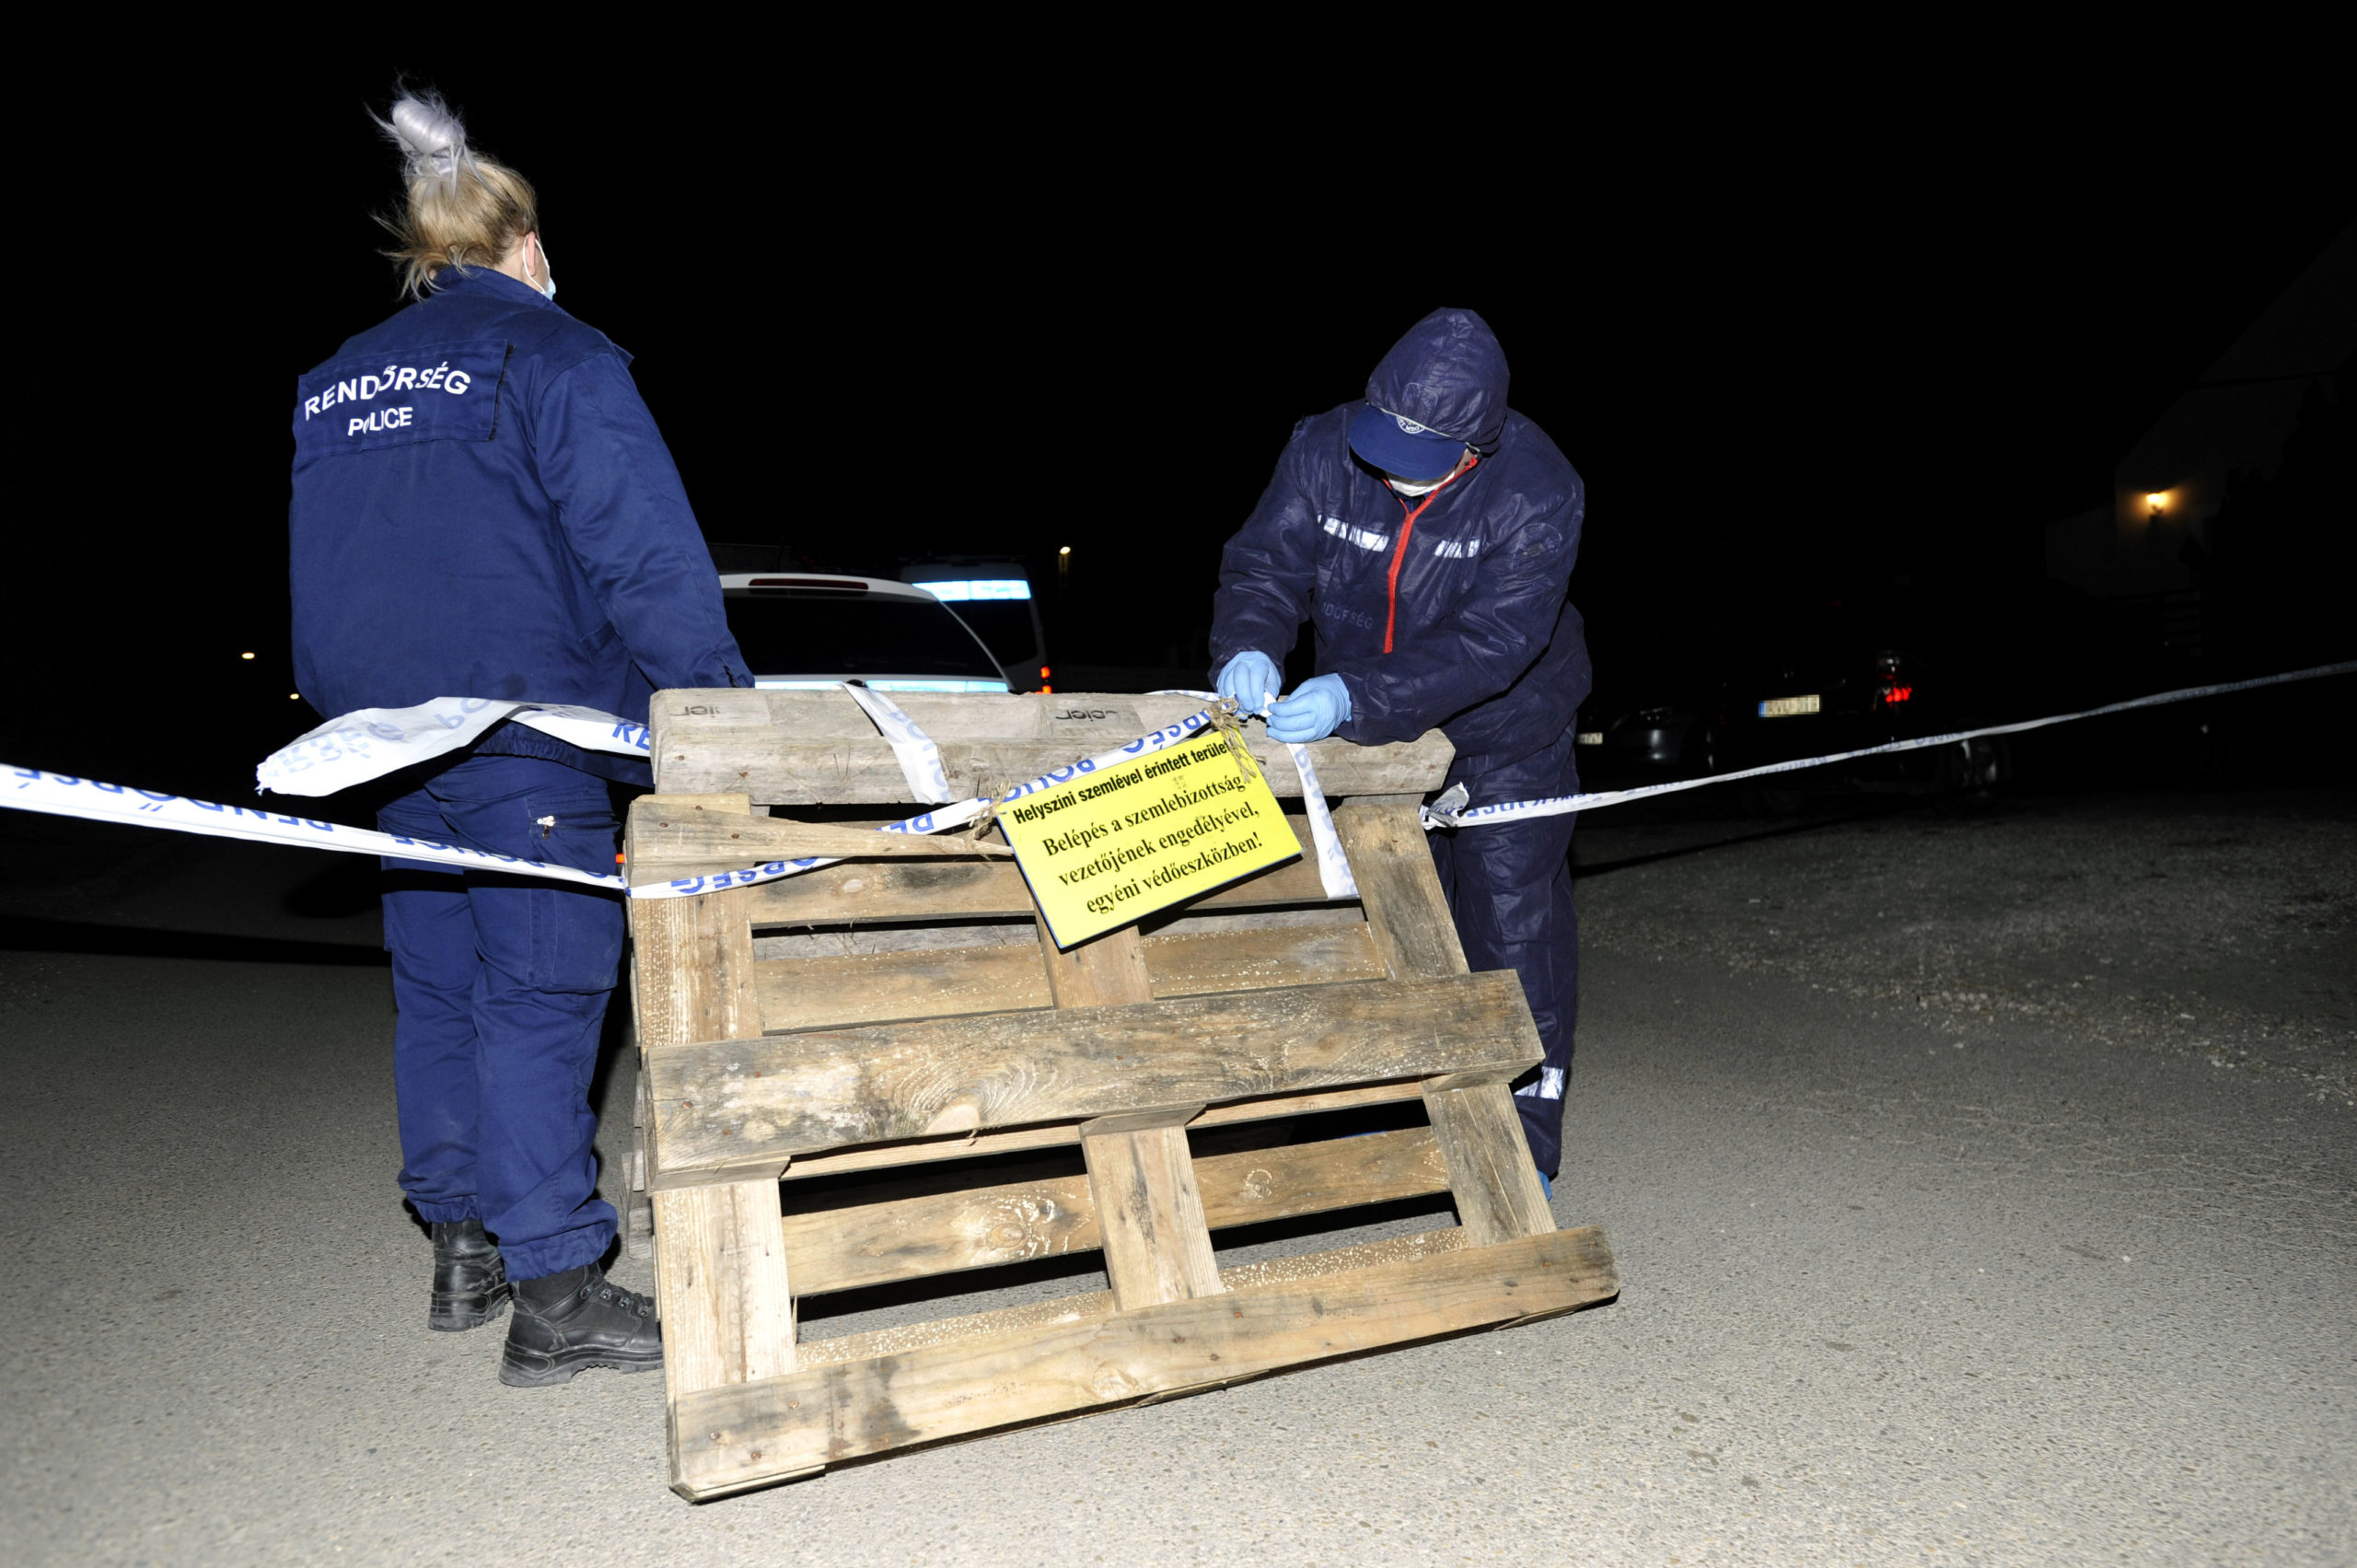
[717,574,1010,692]
[900,558,1047,691]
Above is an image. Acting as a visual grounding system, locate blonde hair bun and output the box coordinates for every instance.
[372,89,540,301]
[382,91,472,185]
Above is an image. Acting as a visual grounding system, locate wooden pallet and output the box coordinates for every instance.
[624,691,1619,1500]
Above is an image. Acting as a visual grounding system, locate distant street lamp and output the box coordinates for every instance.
[1055,546,1072,656]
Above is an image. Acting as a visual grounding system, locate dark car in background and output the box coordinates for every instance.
[1575,696,1723,778]
[1576,585,2014,808]
[1718,640,2005,807]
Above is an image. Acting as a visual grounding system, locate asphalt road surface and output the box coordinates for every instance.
[2,784,2350,1566]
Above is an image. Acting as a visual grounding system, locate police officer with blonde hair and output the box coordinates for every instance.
[288,92,746,1386]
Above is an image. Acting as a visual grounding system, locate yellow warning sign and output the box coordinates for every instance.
[999,730,1299,948]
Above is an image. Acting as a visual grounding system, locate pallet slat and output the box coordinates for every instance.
[767,1079,1432,1184]
[750,922,1388,1033]
[777,1126,1452,1296]
[1422,1082,1556,1244]
[1137,923,1388,998]
[627,800,1012,876]
[1332,795,1552,1235]
[671,1225,1620,1498]
[796,1228,1474,1371]
[649,691,1453,805]
[645,972,1543,1179]
[738,824,1334,927]
[625,839,800,1394]
[756,944,1051,1032]
[1332,796,1470,981]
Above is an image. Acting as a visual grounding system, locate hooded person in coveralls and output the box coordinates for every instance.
[1210,308,1589,1180]
[287,94,747,1385]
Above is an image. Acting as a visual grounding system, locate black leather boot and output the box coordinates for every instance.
[499,1262,663,1387]
[428,1218,511,1332]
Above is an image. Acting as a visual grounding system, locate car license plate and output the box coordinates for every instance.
[1758,694,1821,718]
[1576,731,1606,746]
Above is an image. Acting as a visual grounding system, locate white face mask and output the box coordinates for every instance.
[1385,446,1472,495]
[529,238,556,301]
[1386,467,1454,496]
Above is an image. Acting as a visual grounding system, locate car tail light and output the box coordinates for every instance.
[1877,683,1913,705]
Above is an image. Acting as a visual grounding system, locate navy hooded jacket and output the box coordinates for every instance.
[1210,309,1590,779]
[287,268,744,734]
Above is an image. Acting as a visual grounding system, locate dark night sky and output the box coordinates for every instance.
[21,53,2351,785]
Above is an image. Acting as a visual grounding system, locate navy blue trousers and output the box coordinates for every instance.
[376,754,624,1281]
[1426,729,1580,1179]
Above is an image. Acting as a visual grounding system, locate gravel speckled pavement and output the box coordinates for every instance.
[1,787,2350,1566]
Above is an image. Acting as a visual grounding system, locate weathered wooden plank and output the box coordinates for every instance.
[626,796,797,1398]
[1084,1125,1225,1311]
[739,816,1333,926]
[651,1182,798,1388]
[626,800,1008,883]
[1037,918,1155,1008]
[766,1077,1431,1184]
[755,944,1052,1033]
[1422,1081,1556,1245]
[1140,922,1387,997]
[778,1127,1452,1297]
[672,1225,1618,1497]
[647,690,1454,803]
[1026,918,1226,1311]
[795,1228,1474,1370]
[778,1121,1086,1180]
[1188,1078,1426,1129]
[645,972,1542,1178]
[626,1071,655,1260]
[1329,796,1550,1238]
[749,910,1376,1032]
[1332,796,1470,981]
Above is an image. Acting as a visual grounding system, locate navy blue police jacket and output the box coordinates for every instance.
[1209,310,1589,781]
[287,267,746,772]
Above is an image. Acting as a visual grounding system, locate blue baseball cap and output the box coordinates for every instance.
[1348,402,1469,481]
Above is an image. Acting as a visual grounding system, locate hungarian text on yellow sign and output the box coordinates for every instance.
[998,732,1298,947]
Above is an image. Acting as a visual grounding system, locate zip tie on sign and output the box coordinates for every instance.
[1420,659,2357,830]
[1152,691,1357,900]
[3,706,1240,901]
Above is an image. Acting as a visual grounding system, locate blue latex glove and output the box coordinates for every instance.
[1266,673,1352,743]
[1215,650,1282,715]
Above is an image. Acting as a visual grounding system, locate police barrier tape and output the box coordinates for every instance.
[2,706,1236,901]
[257,697,651,797]
[12,664,2353,899]
[839,682,956,804]
[1418,659,2357,829]
[261,681,960,807]
[6,767,635,892]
